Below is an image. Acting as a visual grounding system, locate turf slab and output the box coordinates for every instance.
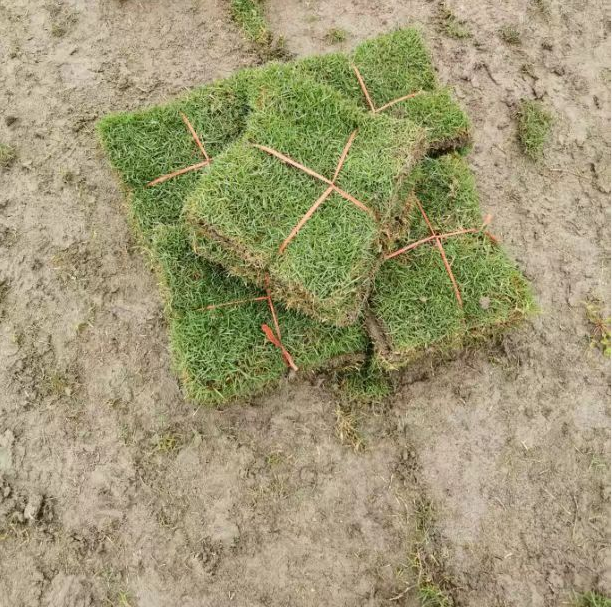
[368,154,535,369]
[153,226,367,405]
[296,29,470,150]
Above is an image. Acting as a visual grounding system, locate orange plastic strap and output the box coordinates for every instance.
[352,64,424,114]
[262,275,298,370]
[254,131,373,254]
[146,113,211,187]
[332,130,357,181]
[352,65,376,113]
[261,324,298,371]
[180,112,210,162]
[375,91,423,113]
[146,159,211,187]
[413,197,463,307]
[253,144,331,185]
[279,186,334,254]
[385,228,479,261]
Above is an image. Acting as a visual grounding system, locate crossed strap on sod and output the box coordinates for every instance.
[146,65,420,187]
[352,65,424,114]
[146,113,212,187]
[253,130,374,253]
[385,194,495,308]
[201,274,298,371]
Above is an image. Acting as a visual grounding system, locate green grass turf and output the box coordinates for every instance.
[97,71,253,241]
[153,225,367,405]
[368,154,535,369]
[516,99,553,160]
[95,29,478,398]
[294,29,470,150]
[229,0,272,46]
[185,72,427,326]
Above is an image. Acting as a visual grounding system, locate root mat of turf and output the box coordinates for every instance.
[368,154,535,369]
[97,27,469,246]
[154,226,367,405]
[185,73,426,326]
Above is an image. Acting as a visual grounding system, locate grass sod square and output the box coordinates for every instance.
[97,27,470,245]
[368,154,535,369]
[97,71,253,242]
[185,73,427,326]
[295,29,470,150]
[153,225,367,405]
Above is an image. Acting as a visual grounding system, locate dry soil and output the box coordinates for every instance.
[0,1,610,606]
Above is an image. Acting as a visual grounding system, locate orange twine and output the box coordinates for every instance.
[352,65,424,114]
[253,130,374,254]
[146,112,212,187]
[201,274,297,371]
[385,195,495,308]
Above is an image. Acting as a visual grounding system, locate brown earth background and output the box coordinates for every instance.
[0,0,610,606]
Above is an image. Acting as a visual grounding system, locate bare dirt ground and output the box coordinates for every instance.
[0,1,609,606]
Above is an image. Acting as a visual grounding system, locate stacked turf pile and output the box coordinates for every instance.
[98,28,534,405]
[153,226,367,403]
[185,72,427,325]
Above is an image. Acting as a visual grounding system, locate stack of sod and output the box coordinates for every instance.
[368,154,535,370]
[153,226,366,405]
[97,28,531,406]
[184,72,427,326]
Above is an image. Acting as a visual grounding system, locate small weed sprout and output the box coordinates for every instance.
[419,583,453,607]
[584,300,611,357]
[0,144,16,167]
[334,402,366,452]
[325,28,348,44]
[155,432,183,453]
[230,0,272,46]
[573,591,612,607]
[516,99,553,159]
[499,25,521,45]
[410,498,454,607]
[438,2,471,39]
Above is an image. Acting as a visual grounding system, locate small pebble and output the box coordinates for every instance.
[479,296,491,310]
